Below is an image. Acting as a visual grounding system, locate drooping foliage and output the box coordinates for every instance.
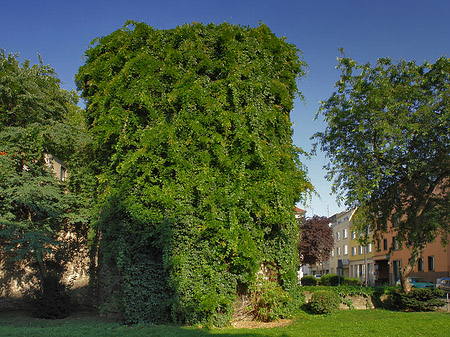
[76,21,311,325]
[314,54,450,292]
[298,215,333,266]
[0,50,89,301]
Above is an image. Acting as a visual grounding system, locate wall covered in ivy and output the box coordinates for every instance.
[76,21,311,326]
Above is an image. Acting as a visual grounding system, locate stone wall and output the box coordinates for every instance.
[0,229,91,311]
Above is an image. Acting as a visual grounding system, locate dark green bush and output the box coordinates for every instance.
[344,277,361,286]
[301,275,317,286]
[319,274,342,286]
[120,259,172,324]
[309,290,340,314]
[31,274,72,319]
[391,288,445,311]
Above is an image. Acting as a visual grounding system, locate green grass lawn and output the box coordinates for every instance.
[0,310,449,337]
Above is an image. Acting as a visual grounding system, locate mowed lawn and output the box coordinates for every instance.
[0,309,449,337]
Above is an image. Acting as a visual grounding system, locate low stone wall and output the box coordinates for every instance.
[0,230,92,311]
[304,291,389,310]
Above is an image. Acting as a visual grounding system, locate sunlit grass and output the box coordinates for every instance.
[0,310,449,336]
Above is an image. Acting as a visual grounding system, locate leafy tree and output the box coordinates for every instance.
[0,50,86,283]
[298,215,333,266]
[76,21,312,325]
[314,54,450,292]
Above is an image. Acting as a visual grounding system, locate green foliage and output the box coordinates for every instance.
[319,274,341,286]
[344,277,361,286]
[371,286,397,309]
[249,280,304,322]
[120,259,172,324]
[391,288,445,311]
[76,21,311,325]
[309,290,340,314]
[301,275,317,286]
[314,54,450,290]
[301,285,376,296]
[0,49,77,127]
[0,51,88,284]
[284,284,306,316]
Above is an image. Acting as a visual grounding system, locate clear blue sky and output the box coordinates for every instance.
[2,0,450,218]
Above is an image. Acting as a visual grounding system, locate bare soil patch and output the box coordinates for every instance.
[232,318,294,329]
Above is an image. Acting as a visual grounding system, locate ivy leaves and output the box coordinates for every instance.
[77,21,311,325]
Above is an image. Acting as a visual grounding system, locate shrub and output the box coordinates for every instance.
[283,284,306,317]
[309,290,340,314]
[391,288,445,311]
[250,280,303,322]
[371,286,395,309]
[344,277,361,286]
[31,274,72,319]
[301,275,317,286]
[319,274,342,286]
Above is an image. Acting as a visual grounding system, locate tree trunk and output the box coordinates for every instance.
[35,251,47,281]
[399,197,431,293]
[399,246,424,293]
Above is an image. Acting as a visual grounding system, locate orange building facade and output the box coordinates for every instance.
[373,229,450,286]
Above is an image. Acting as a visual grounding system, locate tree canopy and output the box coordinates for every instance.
[298,215,333,266]
[0,50,86,281]
[314,55,450,291]
[76,21,311,325]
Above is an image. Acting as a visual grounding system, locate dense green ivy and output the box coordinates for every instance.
[76,21,311,325]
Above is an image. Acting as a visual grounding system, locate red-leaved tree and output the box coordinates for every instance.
[298,215,334,266]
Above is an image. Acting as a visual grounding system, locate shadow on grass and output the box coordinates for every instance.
[0,310,288,337]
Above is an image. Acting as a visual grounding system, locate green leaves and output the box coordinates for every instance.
[0,51,89,282]
[315,55,450,265]
[0,50,77,128]
[77,21,311,325]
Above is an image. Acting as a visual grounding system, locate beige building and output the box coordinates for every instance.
[328,210,354,277]
[348,218,375,285]
[44,153,67,181]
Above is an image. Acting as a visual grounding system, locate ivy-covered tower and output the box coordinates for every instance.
[76,21,311,325]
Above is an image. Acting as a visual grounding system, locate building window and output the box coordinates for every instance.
[383,239,388,250]
[428,256,435,271]
[343,229,348,239]
[337,247,341,256]
[336,232,340,241]
[351,231,356,239]
[331,249,335,257]
[358,245,363,255]
[392,237,398,250]
[344,245,348,255]
[359,264,364,277]
[366,243,372,253]
[393,260,401,283]
[418,258,424,272]
[351,247,356,256]
[60,166,67,181]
